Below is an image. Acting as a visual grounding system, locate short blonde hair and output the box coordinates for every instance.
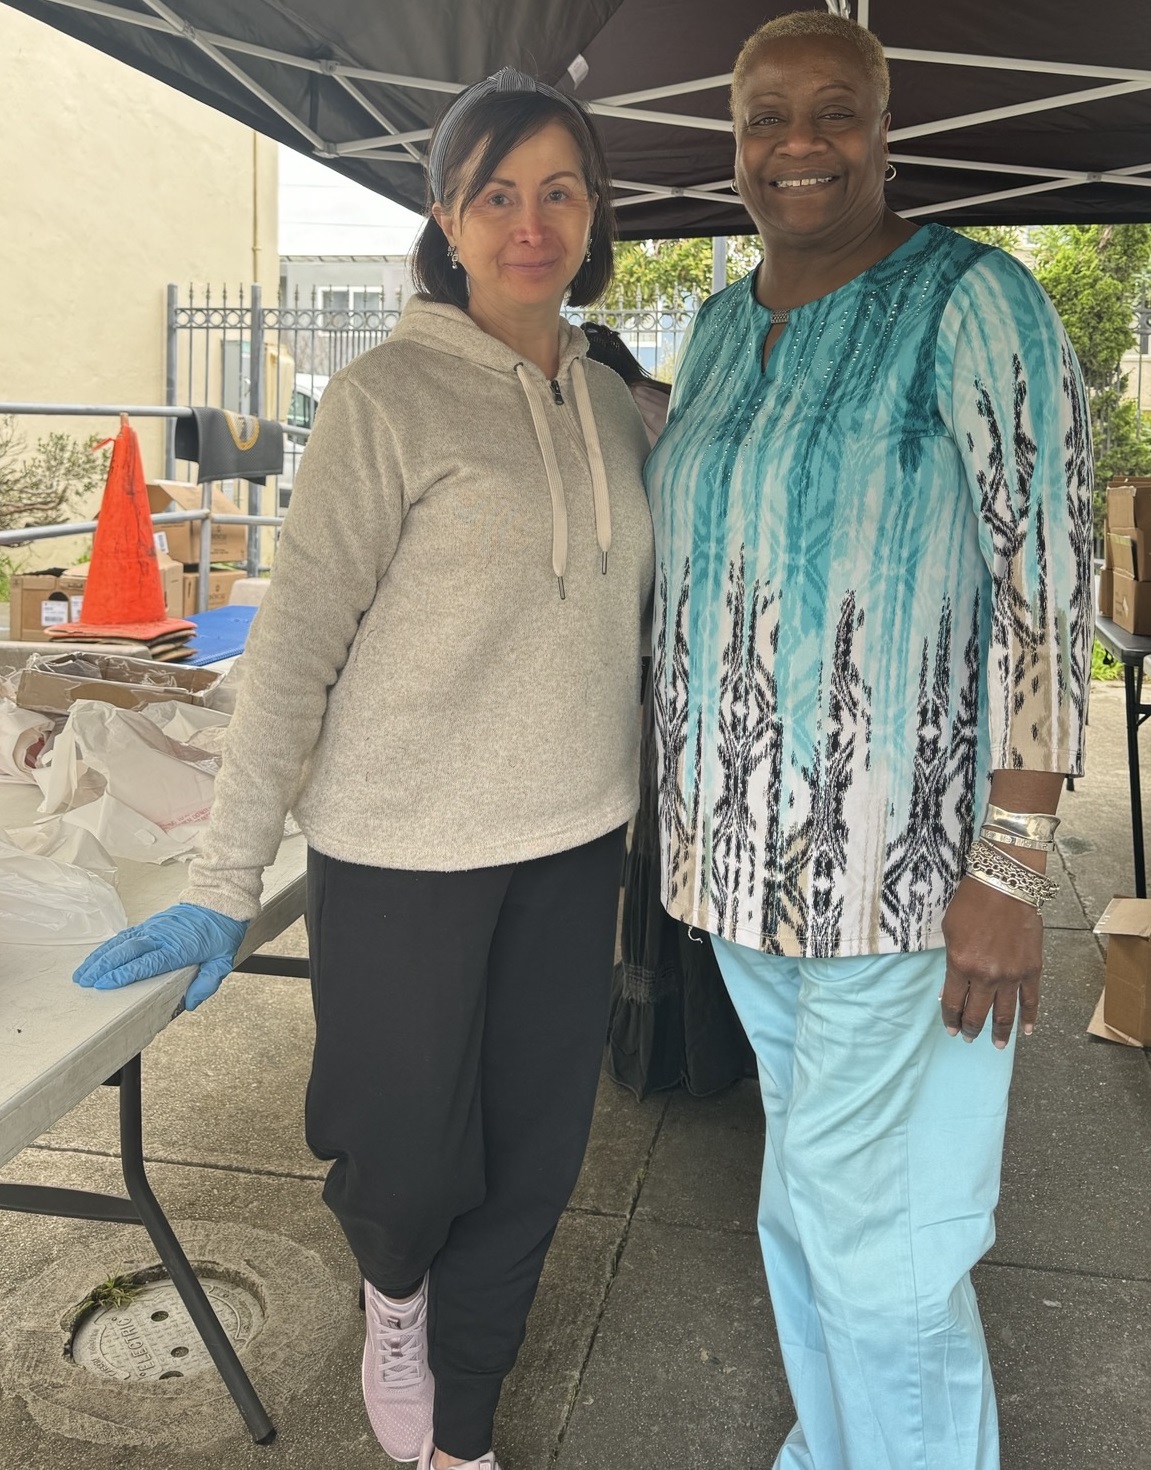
[731,11,890,114]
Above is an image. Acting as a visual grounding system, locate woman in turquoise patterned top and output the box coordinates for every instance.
[645,12,1093,1470]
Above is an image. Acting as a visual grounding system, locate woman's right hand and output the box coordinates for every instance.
[73,903,248,1010]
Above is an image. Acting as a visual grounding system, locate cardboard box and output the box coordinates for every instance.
[1098,567,1114,619]
[63,554,185,621]
[8,570,88,641]
[146,479,248,564]
[1103,519,1115,569]
[1112,571,1151,633]
[1107,481,1151,532]
[14,652,222,717]
[182,567,246,617]
[1108,528,1147,580]
[1095,897,1151,1045]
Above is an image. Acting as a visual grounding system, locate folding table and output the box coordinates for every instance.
[0,781,307,1444]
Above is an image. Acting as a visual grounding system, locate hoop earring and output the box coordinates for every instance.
[448,244,460,269]
[884,162,897,182]
[730,178,739,192]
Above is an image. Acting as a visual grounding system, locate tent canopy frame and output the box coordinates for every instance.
[13,0,1151,233]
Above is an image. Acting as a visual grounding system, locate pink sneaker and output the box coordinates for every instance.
[361,1279,435,1463]
[417,1432,501,1470]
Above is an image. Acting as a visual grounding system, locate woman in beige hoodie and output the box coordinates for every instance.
[74,71,654,1470]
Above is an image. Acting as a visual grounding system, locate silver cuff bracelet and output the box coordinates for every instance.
[984,804,1060,843]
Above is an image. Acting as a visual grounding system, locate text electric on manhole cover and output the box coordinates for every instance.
[71,1278,264,1382]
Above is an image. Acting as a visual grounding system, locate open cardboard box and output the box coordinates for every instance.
[1111,570,1151,635]
[14,651,223,717]
[1107,481,1151,532]
[146,479,248,564]
[1091,898,1151,1047]
[1107,528,1147,581]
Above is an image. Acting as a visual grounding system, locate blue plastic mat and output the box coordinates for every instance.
[182,604,258,665]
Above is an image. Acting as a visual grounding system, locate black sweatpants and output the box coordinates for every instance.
[304,826,626,1460]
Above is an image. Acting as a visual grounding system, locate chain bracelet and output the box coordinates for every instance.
[965,837,1059,911]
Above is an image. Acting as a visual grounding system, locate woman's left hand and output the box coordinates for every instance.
[939,877,1043,1048]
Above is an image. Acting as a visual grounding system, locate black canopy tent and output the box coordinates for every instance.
[5,0,1151,236]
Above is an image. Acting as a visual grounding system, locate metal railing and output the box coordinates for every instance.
[0,402,307,612]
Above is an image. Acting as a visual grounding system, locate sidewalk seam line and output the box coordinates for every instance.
[980,1256,1151,1285]
[551,1094,673,1463]
[20,1142,324,1183]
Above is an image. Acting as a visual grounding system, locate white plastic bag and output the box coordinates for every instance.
[6,818,118,881]
[32,698,231,863]
[0,830,127,945]
[0,699,54,783]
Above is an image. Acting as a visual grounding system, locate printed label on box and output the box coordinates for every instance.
[154,530,169,554]
[40,600,68,627]
[70,594,85,620]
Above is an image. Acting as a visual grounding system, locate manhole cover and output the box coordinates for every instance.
[71,1276,265,1382]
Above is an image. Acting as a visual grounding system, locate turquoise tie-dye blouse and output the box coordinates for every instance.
[645,224,1093,959]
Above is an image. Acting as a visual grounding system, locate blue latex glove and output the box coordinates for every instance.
[73,903,248,1011]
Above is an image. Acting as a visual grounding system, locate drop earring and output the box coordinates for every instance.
[448,244,460,269]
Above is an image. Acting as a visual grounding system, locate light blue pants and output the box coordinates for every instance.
[711,939,1014,1470]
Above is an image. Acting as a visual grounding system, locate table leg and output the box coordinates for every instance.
[116,1054,276,1445]
[1125,661,1147,899]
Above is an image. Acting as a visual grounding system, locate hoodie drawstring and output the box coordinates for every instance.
[570,358,612,576]
[514,359,613,600]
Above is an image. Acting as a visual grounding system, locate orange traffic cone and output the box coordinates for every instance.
[48,415,194,653]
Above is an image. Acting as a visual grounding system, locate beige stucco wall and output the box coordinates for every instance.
[0,6,278,574]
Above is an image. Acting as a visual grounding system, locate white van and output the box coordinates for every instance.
[278,373,329,507]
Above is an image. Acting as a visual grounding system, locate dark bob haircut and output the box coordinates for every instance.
[413,89,616,309]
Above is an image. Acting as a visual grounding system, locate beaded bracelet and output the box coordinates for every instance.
[965,837,1059,911]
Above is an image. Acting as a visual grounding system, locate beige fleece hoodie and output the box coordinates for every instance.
[182,298,655,919]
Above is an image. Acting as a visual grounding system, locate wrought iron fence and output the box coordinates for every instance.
[166,283,699,451]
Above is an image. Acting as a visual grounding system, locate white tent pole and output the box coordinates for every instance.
[612,177,737,197]
[586,102,735,132]
[337,152,425,165]
[333,127,433,155]
[331,68,460,94]
[331,75,425,163]
[612,191,683,208]
[885,46,1151,86]
[136,0,327,149]
[711,237,728,295]
[902,177,1082,218]
[891,153,1151,189]
[35,0,464,92]
[612,185,745,207]
[891,153,1091,181]
[595,77,732,107]
[890,80,1151,143]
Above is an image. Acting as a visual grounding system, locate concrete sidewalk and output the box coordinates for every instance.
[1,681,1150,1469]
